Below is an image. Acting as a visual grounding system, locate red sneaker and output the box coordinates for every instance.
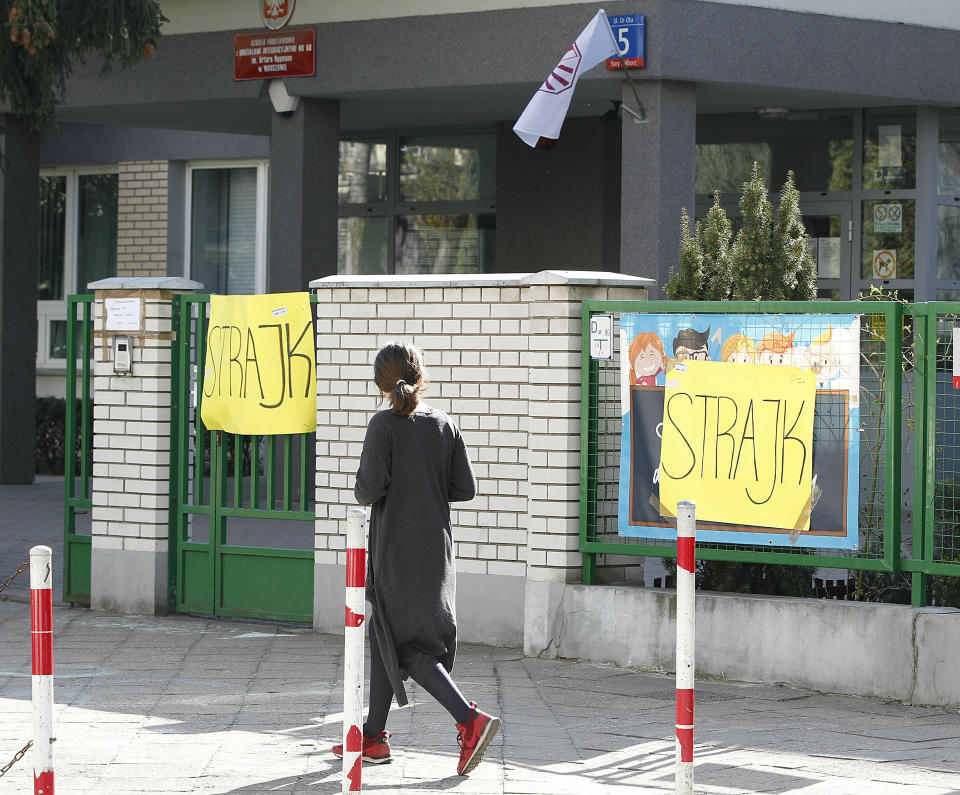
[332,729,392,764]
[456,702,501,775]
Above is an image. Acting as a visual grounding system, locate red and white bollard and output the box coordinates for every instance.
[30,545,54,795]
[675,501,696,795]
[343,508,367,793]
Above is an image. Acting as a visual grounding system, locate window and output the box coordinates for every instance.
[937,111,960,295]
[861,199,915,280]
[696,110,854,195]
[37,168,118,368]
[186,161,268,294]
[338,132,496,275]
[862,109,916,191]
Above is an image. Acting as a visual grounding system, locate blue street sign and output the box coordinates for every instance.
[606,13,645,69]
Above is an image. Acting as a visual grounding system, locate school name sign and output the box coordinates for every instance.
[200,292,316,435]
[659,360,816,531]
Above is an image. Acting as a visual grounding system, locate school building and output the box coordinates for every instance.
[4,0,960,482]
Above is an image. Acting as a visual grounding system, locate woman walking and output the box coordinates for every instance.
[332,341,502,776]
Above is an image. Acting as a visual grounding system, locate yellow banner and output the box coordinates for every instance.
[199,292,316,435]
[658,360,816,530]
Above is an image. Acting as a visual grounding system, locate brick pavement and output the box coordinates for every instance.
[2,601,960,793]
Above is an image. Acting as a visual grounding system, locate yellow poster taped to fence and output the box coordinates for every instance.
[199,292,316,435]
[658,360,815,531]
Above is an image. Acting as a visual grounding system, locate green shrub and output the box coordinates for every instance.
[35,396,89,476]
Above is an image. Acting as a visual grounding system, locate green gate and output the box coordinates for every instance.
[169,294,316,622]
[64,294,94,604]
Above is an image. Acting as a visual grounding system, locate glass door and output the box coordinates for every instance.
[799,200,853,300]
[694,197,854,301]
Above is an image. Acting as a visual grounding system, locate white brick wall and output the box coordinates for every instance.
[117,161,168,278]
[312,272,650,585]
[89,282,199,562]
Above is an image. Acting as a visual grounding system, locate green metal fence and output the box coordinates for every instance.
[169,294,316,622]
[578,299,950,600]
[905,303,960,602]
[63,294,94,604]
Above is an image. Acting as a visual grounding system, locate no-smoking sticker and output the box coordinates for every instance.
[873,203,902,233]
[872,249,897,279]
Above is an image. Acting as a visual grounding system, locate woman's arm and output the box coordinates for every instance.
[448,430,477,503]
[355,416,391,505]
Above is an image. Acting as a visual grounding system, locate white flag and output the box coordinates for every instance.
[513,10,618,149]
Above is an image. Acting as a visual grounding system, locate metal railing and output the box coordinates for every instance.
[902,303,960,604]
[578,299,960,602]
[63,294,94,604]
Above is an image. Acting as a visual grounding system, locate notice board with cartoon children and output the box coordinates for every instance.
[617,313,860,549]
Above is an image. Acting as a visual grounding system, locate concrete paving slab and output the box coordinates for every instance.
[3,601,960,792]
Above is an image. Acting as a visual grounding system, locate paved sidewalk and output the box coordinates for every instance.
[2,601,960,793]
[0,475,75,603]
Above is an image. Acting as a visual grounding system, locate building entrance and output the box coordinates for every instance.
[799,200,854,300]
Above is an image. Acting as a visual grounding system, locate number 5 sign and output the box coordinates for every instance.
[606,14,646,69]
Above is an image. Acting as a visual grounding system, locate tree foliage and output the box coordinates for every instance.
[0,0,166,130]
[666,162,816,302]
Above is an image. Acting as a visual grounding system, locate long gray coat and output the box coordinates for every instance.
[354,404,476,705]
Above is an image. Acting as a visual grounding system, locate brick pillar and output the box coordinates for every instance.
[117,161,169,278]
[522,272,650,657]
[88,276,201,614]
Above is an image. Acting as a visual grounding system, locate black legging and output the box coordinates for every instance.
[363,629,472,737]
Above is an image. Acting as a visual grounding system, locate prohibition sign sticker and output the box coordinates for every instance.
[873,203,902,233]
[872,249,897,279]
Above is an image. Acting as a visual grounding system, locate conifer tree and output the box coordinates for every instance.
[773,170,817,300]
[729,162,775,300]
[664,209,704,300]
[0,0,166,130]
[699,192,733,300]
[665,197,735,301]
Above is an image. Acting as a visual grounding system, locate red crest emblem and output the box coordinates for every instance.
[539,43,582,95]
[262,0,295,30]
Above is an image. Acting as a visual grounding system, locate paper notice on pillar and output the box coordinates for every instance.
[200,292,317,435]
[954,327,960,389]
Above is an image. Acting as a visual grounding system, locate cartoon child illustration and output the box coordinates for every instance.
[628,332,665,386]
[720,334,756,364]
[806,326,844,388]
[757,330,796,366]
[672,327,711,361]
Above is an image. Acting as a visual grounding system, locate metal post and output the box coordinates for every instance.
[343,508,366,793]
[675,501,696,795]
[30,545,54,795]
